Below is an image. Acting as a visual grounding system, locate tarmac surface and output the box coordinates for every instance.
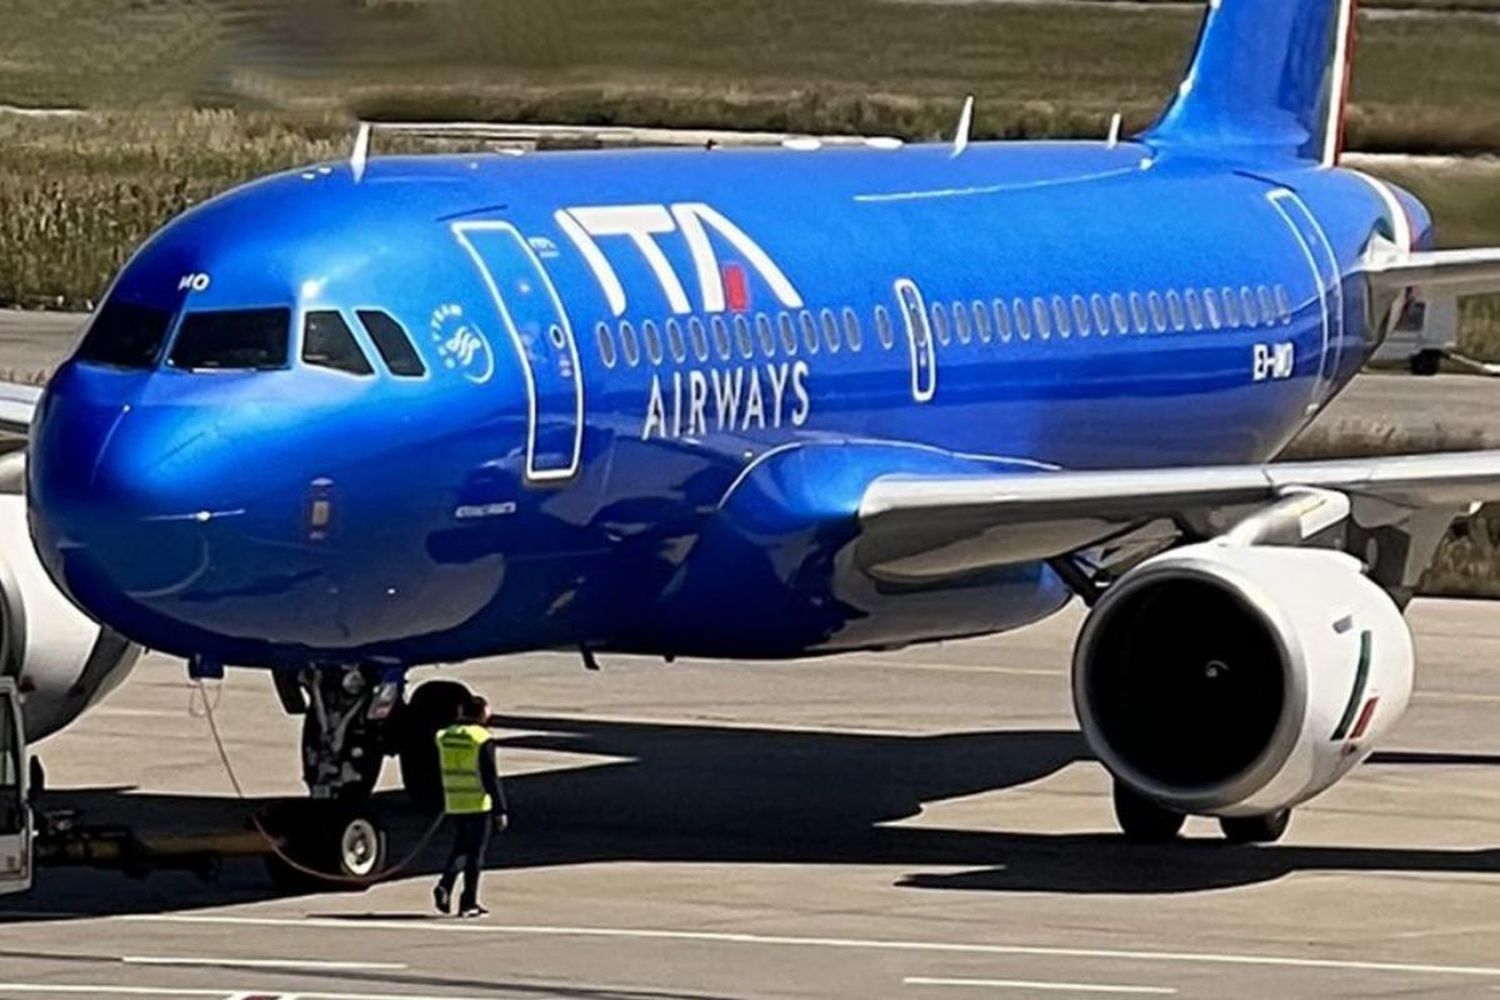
[3,309,1500,998]
[5,601,1500,999]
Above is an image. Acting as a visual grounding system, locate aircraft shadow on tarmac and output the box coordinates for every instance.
[9,717,1500,921]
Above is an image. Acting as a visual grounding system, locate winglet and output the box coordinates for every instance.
[952,96,975,159]
[351,122,372,183]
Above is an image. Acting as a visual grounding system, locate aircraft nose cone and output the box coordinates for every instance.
[30,365,217,616]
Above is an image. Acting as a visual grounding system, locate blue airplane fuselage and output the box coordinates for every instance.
[27,140,1428,669]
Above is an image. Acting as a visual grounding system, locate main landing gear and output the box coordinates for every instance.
[1111,780,1291,845]
[263,666,475,890]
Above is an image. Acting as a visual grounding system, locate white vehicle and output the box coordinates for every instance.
[1373,293,1500,376]
[0,677,30,895]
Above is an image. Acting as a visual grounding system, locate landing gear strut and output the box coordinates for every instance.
[298,665,402,800]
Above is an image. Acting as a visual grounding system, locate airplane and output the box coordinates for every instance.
[16,0,1500,881]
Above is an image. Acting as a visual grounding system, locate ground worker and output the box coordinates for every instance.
[433,695,507,918]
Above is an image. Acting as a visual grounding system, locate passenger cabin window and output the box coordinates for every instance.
[1241,287,1260,327]
[973,302,992,343]
[689,317,710,361]
[1166,291,1186,332]
[619,322,640,367]
[711,316,732,360]
[1258,286,1277,326]
[953,303,972,345]
[801,311,820,354]
[596,323,618,368]
[821,309,841,353]
[1032,298,1051,340]
[875,306,895,350]
[1275,285,1293,324]
[757,314,777,357]
[780,312,800,355]
[931,304,950,346]
[667,319,687,363]
[1221,288,1242,328]
[1091,294,1110,336]
[1203,290,1222,330]
[170,308,290,371]
[734,315,755,359]
[1072,296,1091,337]
[1013,299,1031,340]
[1110,294,1129,335]
[843,308,863,351]
[1129,293,1148,334]
[643,320,664,365]
[1186,289,1205,330]
[303,311,373,376]
[358,310,426,377]
[75,299,174,369]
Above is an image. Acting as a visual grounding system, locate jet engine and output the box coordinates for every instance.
[0,488,141,742]
[1073,543,1413,832]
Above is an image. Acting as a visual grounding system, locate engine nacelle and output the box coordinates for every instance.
[1073,543,1414,817]
[0,492,141,741]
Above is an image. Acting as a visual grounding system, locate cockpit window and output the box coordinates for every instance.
[357,310,426,377]
[75,300,174,369]
[303,311,373,376]
[169,308,291,371]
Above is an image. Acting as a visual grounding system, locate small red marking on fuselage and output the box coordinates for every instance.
[723,262,750,312]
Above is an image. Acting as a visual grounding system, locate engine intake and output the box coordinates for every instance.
[1073,543,1413,817]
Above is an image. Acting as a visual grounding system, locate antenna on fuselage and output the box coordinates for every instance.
[1107,112,1124,149]
[351,122,372,183]
[951,95,975,158]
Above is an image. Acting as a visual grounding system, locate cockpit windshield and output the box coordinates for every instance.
[169,308,291,371]
[74,299,175,369]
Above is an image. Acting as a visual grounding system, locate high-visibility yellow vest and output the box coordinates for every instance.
[436,723,493,815]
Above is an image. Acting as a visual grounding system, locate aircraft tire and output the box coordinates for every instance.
[1409,350,1443,376]
[397,680,474,811]
[262,803,388,893]
[1218,810,1291,845]
[1112,780,1185,842]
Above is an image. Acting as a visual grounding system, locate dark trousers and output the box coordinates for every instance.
[437,813,492,909]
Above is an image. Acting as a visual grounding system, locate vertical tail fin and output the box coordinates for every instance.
[1143,0,1358,165]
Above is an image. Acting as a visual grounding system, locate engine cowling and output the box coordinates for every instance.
[0,491,141,741]
[1073,543,1413,817]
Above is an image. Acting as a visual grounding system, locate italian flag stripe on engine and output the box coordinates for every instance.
[1331,629,1373,742]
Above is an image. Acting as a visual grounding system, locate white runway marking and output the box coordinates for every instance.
[122,955,407,971]
[0,984,497,999]
[123,915,1500,980]
[906,977,1176,995]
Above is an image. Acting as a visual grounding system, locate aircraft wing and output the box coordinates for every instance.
[0,383,38,441]
[856,450,1500,585]
[1363,247,1500,297]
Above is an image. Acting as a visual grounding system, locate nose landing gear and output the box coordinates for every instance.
[294,665,401,800]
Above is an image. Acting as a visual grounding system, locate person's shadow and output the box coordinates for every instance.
[8,716,1500,922]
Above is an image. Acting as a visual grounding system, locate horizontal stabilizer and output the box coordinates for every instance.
[1363,247,1500,297]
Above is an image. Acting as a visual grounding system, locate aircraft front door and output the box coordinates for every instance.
[454,222,584,482]
[0,681,30,896]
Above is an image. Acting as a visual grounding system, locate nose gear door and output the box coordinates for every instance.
[453,222,584,482]
[0,679,31,896]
